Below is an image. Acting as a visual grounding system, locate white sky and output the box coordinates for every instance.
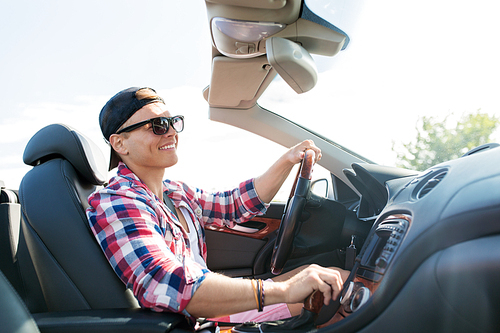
[1,0,500,193]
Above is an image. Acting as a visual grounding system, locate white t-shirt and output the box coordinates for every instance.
[180,206,207,269]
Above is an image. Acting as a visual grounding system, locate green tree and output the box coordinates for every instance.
[393,111,499,171]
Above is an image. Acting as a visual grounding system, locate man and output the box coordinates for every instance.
[87,87,348,325]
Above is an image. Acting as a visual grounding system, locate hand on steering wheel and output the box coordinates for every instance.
[271,149,316,275]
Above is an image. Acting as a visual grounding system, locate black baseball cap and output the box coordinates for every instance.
[99,87,165,170]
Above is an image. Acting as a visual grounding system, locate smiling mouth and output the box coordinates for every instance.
[159,143,176,150]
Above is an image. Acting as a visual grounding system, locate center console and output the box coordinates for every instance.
[337,214,411,317]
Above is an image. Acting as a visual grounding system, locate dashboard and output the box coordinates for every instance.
[323,144,500,332]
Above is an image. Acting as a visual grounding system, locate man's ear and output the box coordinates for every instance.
[109,134,128,156]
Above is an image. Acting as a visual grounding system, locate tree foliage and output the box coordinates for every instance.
[393,111,499,171]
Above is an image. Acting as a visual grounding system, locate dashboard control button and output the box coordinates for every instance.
[375,257,388,268]
[350,286,370,312]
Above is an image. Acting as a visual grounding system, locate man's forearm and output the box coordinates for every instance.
[254,156,295,203]
[185,273,286,318]
[186,265,346,319]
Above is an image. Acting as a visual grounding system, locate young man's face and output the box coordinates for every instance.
[117,102,180,170]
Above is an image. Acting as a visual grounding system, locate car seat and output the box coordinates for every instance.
[0,182,46,313]
[0,268,40,333]
[0,266,193,333]
[18,123,139,312]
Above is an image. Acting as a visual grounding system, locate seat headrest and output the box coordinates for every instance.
[23,124,107,185]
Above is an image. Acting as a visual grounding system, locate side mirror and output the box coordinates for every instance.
[266,37,318,93]
[311,178,328,198]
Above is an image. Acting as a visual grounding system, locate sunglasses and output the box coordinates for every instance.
[116,116,184,136]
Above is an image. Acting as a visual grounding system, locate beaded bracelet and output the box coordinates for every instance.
[259,279,265,311]
[251,279,265,312]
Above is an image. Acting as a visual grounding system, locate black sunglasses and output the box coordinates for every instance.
[116,116,184,136]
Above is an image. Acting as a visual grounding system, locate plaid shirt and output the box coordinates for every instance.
[86,162,268,321]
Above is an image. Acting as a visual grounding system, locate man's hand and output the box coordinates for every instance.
[286,140,322,165]
[276,265,347,306]
[254,140,322,203]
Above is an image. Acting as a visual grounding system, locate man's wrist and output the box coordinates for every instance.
[262,280,287,306]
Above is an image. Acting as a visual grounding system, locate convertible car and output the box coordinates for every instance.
[1,1,499,332]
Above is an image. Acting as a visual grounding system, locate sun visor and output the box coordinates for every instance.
[266,37,318,94]
[207,55,277,108]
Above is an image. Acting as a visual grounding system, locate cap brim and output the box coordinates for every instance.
[109,149,120,171]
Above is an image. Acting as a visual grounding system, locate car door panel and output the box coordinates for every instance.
[205,203,284,277]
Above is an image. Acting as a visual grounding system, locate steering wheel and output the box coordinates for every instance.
[271,149,315,275]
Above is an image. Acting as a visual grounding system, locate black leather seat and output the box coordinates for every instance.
[0,269,40,333]
[0,182,22,289]
[0,266,192,333]
[0,182,46,313]
[19,124,139,311]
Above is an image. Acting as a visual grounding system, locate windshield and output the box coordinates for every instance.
[259,0,500,167]
[303,0,366,49]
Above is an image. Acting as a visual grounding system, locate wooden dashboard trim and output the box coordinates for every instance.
[204,217,281,240]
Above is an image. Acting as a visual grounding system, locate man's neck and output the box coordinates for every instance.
[129,164,166,199]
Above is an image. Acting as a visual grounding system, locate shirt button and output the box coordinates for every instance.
[195,208,202,216]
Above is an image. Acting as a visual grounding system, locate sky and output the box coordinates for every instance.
[2,0,500,193]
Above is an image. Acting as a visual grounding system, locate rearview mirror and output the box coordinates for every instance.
[266,37,318,94]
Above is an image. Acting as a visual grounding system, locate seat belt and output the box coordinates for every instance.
[163,191,179,219]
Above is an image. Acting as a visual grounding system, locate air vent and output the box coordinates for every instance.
[417,170,447,199]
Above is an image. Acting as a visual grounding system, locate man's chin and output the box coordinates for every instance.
[164,156,178,168]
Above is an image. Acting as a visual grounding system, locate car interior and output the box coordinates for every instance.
[2,1,500,332]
